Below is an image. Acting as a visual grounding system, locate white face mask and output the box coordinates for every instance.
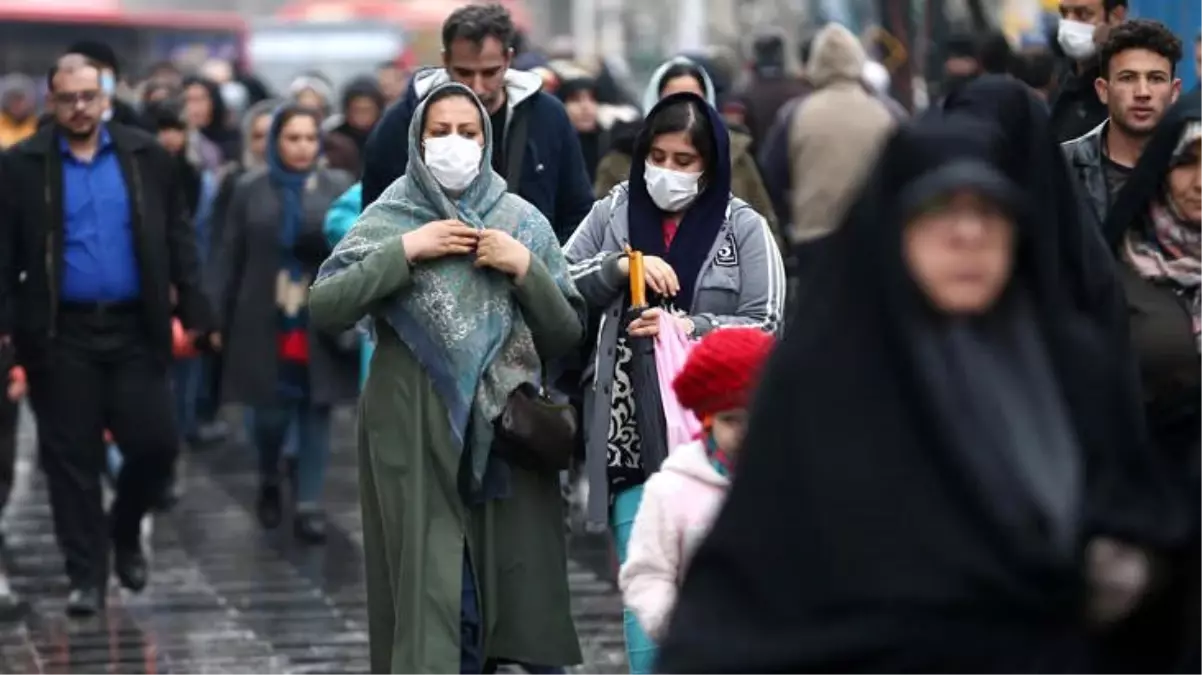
[423,134,482,192]
[1057,19,1098,61]
[644,161,702,212]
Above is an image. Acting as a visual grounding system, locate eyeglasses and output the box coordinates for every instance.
[52,90,101,109]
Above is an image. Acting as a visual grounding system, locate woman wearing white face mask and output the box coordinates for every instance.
[563,91,786,673]
[310,82,586,673]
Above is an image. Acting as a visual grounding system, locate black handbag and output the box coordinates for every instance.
[495,382,577,472]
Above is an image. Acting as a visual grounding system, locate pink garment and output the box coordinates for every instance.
[618,440,730,640]
[655,312,702,450]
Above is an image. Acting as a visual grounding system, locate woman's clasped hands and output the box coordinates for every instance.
[401,219,531,280]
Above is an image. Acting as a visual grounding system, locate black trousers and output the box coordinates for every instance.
[26,306,178,589]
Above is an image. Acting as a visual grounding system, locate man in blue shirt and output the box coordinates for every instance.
[0,54,214,617]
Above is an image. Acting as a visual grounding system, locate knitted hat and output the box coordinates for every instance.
[673,328,775,419]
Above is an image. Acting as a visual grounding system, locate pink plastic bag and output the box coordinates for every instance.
[655,313,703,451]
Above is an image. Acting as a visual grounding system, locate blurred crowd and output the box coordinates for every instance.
[0,1,1195,674]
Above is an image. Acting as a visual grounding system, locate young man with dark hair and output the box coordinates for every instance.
[361,2,593,243]
[1062,18,1182,226]
[1051,0,1129,141]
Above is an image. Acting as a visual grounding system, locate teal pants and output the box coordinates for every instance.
[611,484,658,674]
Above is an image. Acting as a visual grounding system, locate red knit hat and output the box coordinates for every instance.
[672,328,776,419]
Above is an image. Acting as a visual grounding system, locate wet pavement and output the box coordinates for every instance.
[0,407,628,674]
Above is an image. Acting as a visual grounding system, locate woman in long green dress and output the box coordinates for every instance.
[309,82,586,674]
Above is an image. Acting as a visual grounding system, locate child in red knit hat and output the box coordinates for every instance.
[618,327,775,643]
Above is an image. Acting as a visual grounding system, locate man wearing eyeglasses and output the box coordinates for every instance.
[0,53,215,617]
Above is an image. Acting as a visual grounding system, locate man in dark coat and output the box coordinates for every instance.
[0,55,214,617]
[1049,0,1129,142]
[1061,19,1183,228]
[361,3,594,243]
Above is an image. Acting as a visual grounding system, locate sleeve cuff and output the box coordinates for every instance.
[690,315,715,337]
[599,252,627,292]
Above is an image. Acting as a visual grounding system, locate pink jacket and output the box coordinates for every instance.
[618,440,731,640]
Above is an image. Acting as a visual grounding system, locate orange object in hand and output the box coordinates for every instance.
[628,249,646,308]
[172,318,199,358]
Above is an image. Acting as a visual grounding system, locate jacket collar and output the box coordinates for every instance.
[1068,120,1107,166]
[17,122,155,157]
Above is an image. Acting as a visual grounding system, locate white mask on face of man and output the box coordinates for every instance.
[644,161,702,212]
[1058,19,1098,61]
[424,135,483,192]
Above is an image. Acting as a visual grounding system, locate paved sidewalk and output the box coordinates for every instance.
[0,407,628,673]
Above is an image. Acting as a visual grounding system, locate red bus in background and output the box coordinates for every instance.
[0,1,247,81]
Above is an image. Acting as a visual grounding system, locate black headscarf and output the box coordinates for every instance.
[942,75,1121,327]
[658,116,1171,673]
[627,92,731,310]
[1104,96,1202,252]
[182,75,240,162]
[333,76,385,152]
[943,76,1186,549]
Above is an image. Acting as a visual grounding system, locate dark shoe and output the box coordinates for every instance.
[66,586,103,617]
[293,511,327,544]
[114,545,148,592]
[257,484,282,530]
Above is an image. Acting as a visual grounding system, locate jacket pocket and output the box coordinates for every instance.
[692,268,740,316]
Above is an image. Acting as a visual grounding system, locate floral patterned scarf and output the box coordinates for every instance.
[1123,152,1202,351]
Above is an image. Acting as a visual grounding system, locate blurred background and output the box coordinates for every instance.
[0,0,1194,115]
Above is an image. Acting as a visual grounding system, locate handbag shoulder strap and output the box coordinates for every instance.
[504,104,530,193]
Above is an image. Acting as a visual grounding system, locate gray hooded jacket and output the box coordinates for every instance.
[563,183,786,525]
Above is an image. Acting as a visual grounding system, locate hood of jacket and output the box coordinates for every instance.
[641,56,716,114]
[0,73,35,116]
[413,67,543,114]
[240,98,279,170]
[807,23,868,89]
[661,440,730,489]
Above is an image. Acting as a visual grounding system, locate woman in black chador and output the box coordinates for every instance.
[657,115,1179,673]
[1097,97,1201,674]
